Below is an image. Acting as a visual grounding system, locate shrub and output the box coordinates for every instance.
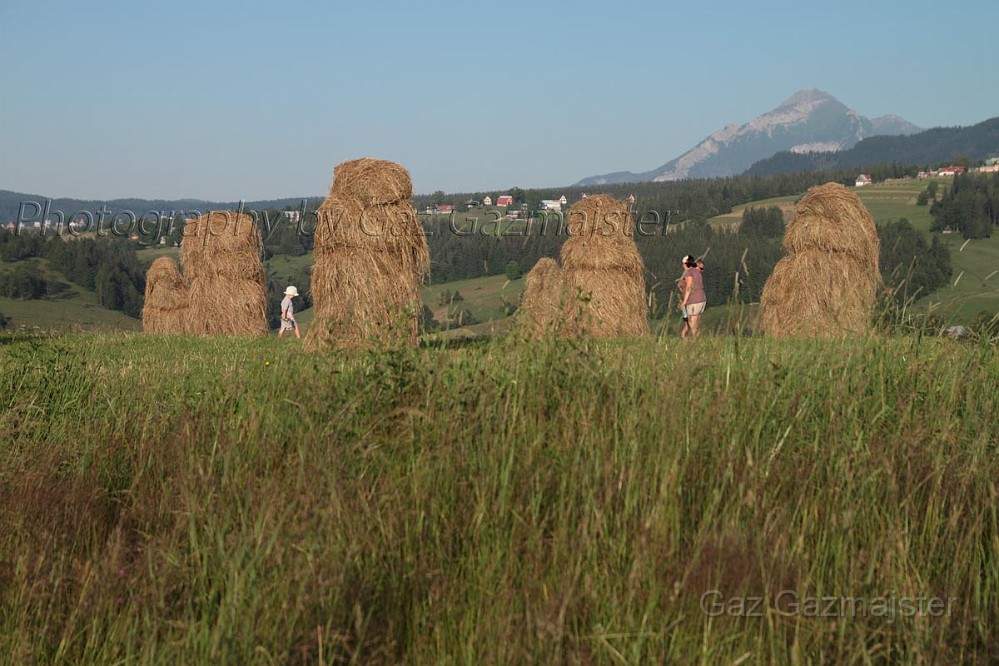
[0,265,47,299]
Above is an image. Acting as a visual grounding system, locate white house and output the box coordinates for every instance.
[540,200,563,212]
[482,196,493,206]
[284,210,302,223]
[855,174,872,187]
[558,195,568,205]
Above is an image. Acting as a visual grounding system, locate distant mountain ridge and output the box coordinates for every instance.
[0,190,322,224]
[745,116,999,176]
[576,89,921,185]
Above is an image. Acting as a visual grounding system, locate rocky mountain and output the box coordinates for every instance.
[576,89,921,185]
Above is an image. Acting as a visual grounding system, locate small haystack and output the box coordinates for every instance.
[142,256,189,334]
[759,182,881,338]
[559,194,649,338]
[181,211,268,336]
[517,257,568,339]
[305,158,430,350]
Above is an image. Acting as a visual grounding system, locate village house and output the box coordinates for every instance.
[936,165,967,177]
[540,200,562,212]
[496,194,514,207]
[855,174,872,187]
[482,196,493,207]
[435,204,454,214]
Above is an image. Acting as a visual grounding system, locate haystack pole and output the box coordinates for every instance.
[141,256,189,334]
[180,211,268,336]
[759,182,881,337]
[558,194,650,338]
[305,158,430,350]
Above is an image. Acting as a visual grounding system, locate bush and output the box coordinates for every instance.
[504,261,522,281]
[0,310,8,329]
[879,218,952,302]
[0,265,48,299]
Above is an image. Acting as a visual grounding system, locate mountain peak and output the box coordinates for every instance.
[779,88,837,108]
[575,89,920,186]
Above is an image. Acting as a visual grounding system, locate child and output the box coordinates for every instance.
[279,285,300,339]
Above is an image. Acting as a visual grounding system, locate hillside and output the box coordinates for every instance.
[576,89,919,185]
[746,117,999,176]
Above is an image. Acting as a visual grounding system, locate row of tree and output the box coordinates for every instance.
[930,173,998,239]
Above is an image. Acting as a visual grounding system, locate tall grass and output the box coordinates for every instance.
[0,332,996,663]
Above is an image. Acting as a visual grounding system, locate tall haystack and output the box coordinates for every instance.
[558,194,649,338]
[142,256,189,334]
[305,158,430,350]
[181,211,268,336]
[759,182,881,337]
[517,257,568,339]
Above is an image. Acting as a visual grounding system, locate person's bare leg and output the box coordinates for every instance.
[294,324,301,339]
[278,327,285,338]
[689,314,701,338]
[680,319,688,338]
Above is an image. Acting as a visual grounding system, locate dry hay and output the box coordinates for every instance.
[558,195,649,338]
[180,211,268,336]
[517,258,568,339]
[758,250,879,337]
[327,157,413,205]
[306,158,430,350]
[142,257,189,334]
[783,182,879,268]
[760,182,881,338]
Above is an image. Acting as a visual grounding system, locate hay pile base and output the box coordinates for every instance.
[559,194,649,338]
[517,258,568,339]
[759,250,878,337]
[305,158,430,350]
[181,211,268,336]
[760,182,881,338]
[142,257,189,334]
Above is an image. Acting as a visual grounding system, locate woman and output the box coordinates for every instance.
[679,255,706,338]
[279,285,300,339]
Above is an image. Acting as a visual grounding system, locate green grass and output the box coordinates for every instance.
[1,333,996,663]
[0,258,139,331]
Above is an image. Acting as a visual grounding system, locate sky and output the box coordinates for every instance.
[1,0,997,201]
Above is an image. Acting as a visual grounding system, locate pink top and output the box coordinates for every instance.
[683,267,706,305]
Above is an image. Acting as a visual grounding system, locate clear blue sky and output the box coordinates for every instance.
[2,0,997,200]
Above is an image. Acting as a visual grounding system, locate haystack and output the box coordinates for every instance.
[759,182,881,338]
[517,257,568,339]
[142,256,189,334]
[558,194,649,338]
[181,211,268,336]
[305,158,430,350]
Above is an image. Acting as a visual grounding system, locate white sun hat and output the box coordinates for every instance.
[284,285,299,297]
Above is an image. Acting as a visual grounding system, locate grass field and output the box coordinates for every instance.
[1,332,996,663]
[0,258,139,331]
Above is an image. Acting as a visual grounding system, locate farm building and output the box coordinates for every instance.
[482,196,493,206]
[936,166,967,176]
[855,174,872,187]
[540,200,562,212]
[496,195,514,207]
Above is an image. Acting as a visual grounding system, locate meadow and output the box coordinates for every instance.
[1,331,996,663]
